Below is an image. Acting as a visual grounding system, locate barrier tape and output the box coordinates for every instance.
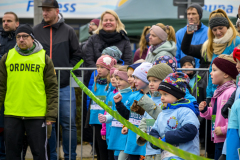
[71,60,211,160]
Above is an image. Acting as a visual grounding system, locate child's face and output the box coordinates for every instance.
[116,75,130,90]
[111,75,117,87]
[134,76,148,90]
[182,62,194,75]
[127,69,135,88]
[236,59,240,73]
[97,65,109,78]
[159,90,178,107]
[210,64,227,85]
[148,77,162,93]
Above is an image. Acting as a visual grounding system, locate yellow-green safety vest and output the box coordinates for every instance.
[4,48,47,117]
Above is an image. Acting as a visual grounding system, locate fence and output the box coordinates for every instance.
[53,67,209,160]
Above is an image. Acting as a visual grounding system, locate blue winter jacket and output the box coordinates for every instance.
[150,99,200,159]
[89,82,109,125]
[87,71,98,110]
[175,23,208,68]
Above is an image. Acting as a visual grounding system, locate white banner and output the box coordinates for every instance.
[0,0,120,19]
[0,0,239,19]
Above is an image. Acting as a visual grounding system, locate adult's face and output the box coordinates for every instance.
[187,8,200,24]
[211,26,228,39]
[149,30,162,46]
[2,14,19,32]
[88,22,98,34]
[42,7,59,25]
[16,32,34,50]
[102,13,117,33]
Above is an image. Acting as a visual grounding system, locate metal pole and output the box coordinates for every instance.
[57,70,60,160]
[92,70,96,160]
[92,126,95,160]
[204,70,209,157]
[81,70,84,160]
[34,0,43,26]
[195,71,198,100]
[69,72,72,160]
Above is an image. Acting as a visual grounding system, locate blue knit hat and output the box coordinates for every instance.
[153,56,177,72]
[127,63,142,70]
[132,62,153,84]
[158,72,190,99]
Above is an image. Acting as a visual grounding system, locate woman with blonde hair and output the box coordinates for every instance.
[133,26,151,62]
[181,9,240,104]
[83,10,132,95]
[145,23,177,63]
[83,10,132,67]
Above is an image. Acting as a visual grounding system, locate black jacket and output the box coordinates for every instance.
[33,14,82,88]
[0,29,16,56]
[191,71,208,104]
[83,33,132,67]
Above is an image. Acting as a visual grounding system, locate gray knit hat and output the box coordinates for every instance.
[102,46,122,61]
[209,17,229,29]
[147,63,173,80]
[187,3,203,20]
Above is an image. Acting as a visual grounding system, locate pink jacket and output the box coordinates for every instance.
[101,89,118,136]
[200,87,236,143]
[101,111,107,136]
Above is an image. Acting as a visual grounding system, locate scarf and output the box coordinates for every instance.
[99,29,129,45]
[96,77,108,85]
[150,41,166,53]
[18,43,36,54]
[151,91,161,97]
[213,80,236,98]
[119,87,132,93]
[212,27,233,55]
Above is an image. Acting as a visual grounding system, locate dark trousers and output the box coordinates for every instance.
[128,155,140,160]
[108,150,114,160]
[215,142,224,160]
[4,117,47,160]
[94,124,109,160]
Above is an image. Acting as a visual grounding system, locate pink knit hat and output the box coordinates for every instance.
[114,70,128,82]
[96,55,117,70]
[110,67,117,77]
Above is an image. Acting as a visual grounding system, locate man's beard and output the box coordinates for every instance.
[88,30,93,35]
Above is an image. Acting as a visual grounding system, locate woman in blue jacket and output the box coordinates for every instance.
[181,9,240,104]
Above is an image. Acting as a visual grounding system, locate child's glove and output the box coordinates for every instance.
[221,103,231,119]
[98,114,106,123]
[149,128,161,149]
[131,100,145,115]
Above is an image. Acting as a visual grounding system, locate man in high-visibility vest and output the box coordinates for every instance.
[0,24,58,160]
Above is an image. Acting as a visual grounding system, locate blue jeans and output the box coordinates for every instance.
[48,85,77,160]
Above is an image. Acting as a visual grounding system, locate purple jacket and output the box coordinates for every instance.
[200,87,236,143]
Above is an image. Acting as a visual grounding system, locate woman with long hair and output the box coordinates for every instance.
[133,26,151,62]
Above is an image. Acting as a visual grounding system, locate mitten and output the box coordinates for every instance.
[131,100,145,115]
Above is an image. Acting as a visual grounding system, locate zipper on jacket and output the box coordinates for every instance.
[50,27,52,59]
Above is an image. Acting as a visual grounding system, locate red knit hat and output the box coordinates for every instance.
[233,47,240,62]
[96,55,117,70]
[212,54,238,79]
[90,19,100,27]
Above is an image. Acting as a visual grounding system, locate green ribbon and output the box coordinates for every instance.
[70,60,211,160]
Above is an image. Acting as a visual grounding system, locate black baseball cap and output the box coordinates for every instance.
[38,0,59,8]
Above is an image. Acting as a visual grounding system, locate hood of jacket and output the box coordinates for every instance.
[165,98,199,116]
[15,39,43,56]
[42,13,64,29]
[152,40,177,57]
